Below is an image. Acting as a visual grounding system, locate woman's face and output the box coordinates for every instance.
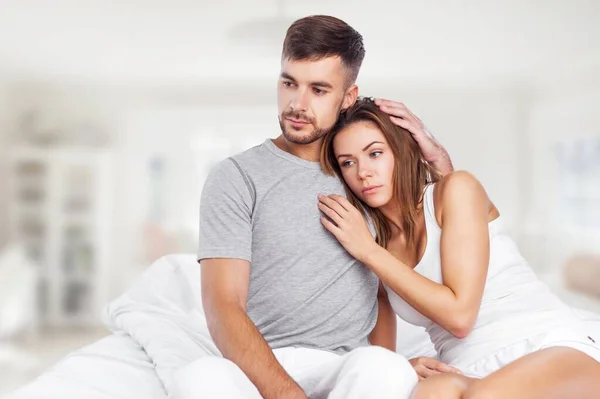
[333,120,395,208]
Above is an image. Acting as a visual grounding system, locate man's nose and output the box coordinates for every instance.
[290,88,309,112]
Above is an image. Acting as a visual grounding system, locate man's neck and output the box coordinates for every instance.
[273,135,323,163]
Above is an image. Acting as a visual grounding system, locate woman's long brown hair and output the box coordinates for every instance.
[320,97,441,249]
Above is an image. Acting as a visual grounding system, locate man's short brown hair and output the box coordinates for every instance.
[282,15,365,86]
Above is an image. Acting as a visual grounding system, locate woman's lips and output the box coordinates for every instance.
[362,185,382,195]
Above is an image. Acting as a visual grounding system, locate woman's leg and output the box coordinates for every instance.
[463,346,600,399]
[410,373,476,399]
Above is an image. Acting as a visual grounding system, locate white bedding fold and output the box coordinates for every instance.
[103,254,600,396]
[5,333,166,399]
[102,254,220,394]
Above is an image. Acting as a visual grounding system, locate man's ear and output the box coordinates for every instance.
[342,84,358,111]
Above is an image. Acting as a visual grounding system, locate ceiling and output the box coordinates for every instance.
[0,0,598,88]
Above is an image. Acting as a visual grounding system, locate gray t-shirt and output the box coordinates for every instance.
[198,138,379,354]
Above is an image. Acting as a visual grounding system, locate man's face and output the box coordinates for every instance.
[277,56,356,145]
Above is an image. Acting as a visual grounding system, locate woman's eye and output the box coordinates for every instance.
[341,160,354,168]
[371,151,382,158]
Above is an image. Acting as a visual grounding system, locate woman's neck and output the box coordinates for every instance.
[378,201,404,235]
[378,199,425,239]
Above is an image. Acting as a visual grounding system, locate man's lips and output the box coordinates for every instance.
[286,118,310,125]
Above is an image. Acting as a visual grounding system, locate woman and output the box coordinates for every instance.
[317,97,600,398]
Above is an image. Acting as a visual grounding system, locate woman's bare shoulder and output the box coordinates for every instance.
[432,171,491,226]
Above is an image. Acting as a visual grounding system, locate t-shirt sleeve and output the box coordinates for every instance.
[197,158,253,262]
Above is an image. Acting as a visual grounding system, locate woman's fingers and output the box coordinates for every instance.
[318,202,343,226]
[318,194,347,219]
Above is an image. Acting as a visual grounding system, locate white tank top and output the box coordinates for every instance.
[385,183,582,367]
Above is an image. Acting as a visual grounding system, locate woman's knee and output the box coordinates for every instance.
[462,384,497,399]
[410,373,469,399]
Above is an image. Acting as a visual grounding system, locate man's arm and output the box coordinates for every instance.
[429,148,454,177]
[374,98,454,176]
[202,258,306,399]
[198,158,305,399]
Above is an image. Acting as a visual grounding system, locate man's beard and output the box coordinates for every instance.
[278,103,343,145]
[278,121,326,145]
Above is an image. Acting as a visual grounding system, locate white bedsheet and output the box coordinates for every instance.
[4,332,166,399]
[7,253,600,398]
[102,254,600,397]
[102,254,221,395]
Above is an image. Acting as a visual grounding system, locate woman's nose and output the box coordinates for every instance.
[358,167,372,180]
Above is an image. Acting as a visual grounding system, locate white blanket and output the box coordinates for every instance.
[5,333,166,399]
[103,254,220,394]
[103,254,600,395]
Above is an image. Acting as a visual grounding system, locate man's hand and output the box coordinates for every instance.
[409,357,462,381]
[374,98,454,176]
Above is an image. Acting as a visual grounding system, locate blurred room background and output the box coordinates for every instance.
[1,0,599,394]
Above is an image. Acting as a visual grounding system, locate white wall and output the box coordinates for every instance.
[109,104,277,293]
[111,83,528,279]
[364,83,527,231]
[523,75,600,269]
[3,76,597,295]
[529,89,600,226]
[0,1,598,89]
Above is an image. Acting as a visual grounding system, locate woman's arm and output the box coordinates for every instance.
[368,282,397,351]
[361,171,491,338]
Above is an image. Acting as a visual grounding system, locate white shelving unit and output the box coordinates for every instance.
[7,146,114,328]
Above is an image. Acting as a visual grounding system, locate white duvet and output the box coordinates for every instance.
[102,254,600,396]
[102,254,222,394]
[4,332,166,399]
[6,253,600,398]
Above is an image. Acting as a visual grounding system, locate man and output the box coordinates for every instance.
[173,15,454,399]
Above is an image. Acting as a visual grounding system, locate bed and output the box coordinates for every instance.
[4,332,166,399]
[4,254,600,398]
